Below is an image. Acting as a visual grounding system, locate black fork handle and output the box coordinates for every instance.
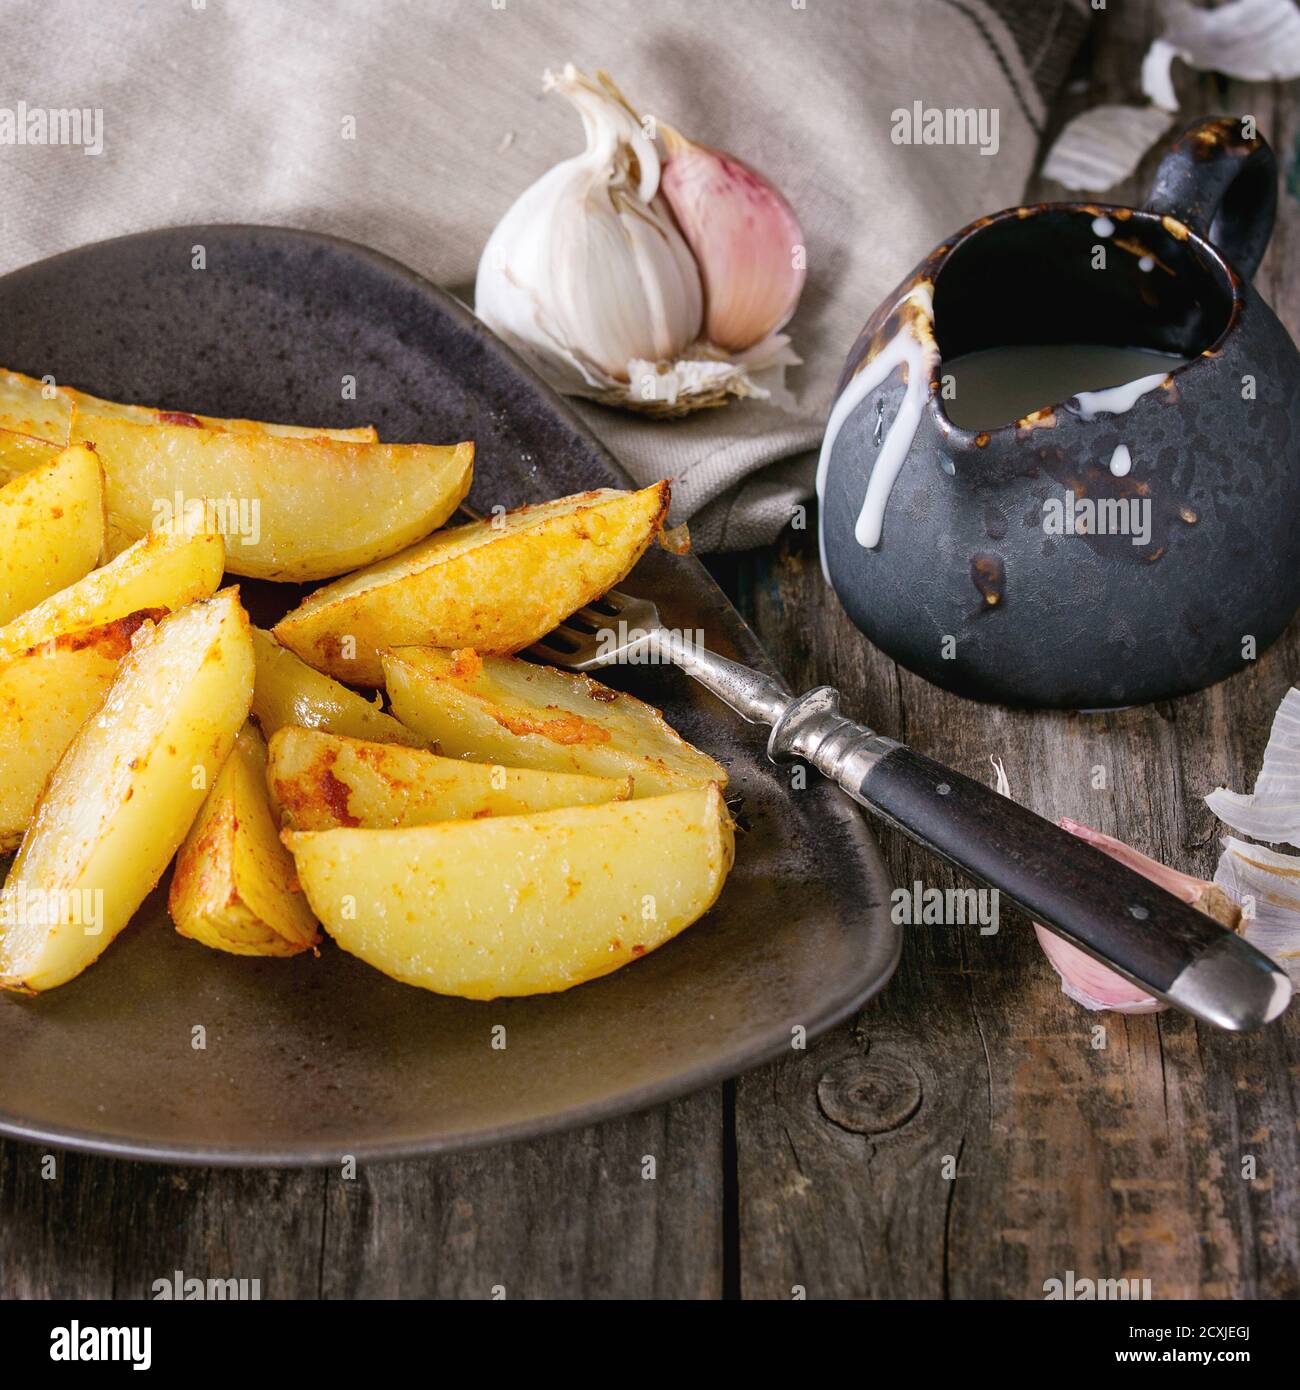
[767,689,1291,1032]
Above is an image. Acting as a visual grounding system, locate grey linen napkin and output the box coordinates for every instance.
[0,0,1090,549]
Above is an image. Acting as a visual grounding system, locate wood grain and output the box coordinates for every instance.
[3,2,1298,1301]
[0,1092,722,1298]
[730,5,1300,1300]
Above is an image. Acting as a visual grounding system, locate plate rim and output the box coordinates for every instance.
[0,223,902,1166]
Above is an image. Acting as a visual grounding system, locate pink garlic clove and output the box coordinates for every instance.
[1033,927,1168,1013]
[658,123,805,353]
[1033,818,1242,1013]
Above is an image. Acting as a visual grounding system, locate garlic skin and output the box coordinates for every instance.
[659,123,806,352]
[1215,837,1300,985]
[475,66,702,394]
[1207,686,1300,987]
[1206,686,1300,848]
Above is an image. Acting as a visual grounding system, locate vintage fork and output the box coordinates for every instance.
[528,589,1292,1032]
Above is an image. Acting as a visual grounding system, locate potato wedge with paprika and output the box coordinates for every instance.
[169,723,319,957]
[61,385,377,441]
[250,627,426,747]
[0,445,106,626]
[0,609,162,853]
[273,483,669,684]
[382,647,726,796]
[0,427,60,482]
[0,588,254,992]
[283,784,734,999]
[0,528,224,660]
[70,410,473,582]
[0,367,69,444]
[266,725,631,831]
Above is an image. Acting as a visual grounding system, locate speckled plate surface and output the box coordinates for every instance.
[0,226,898,1165]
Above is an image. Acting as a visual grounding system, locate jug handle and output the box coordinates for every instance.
[1144,116,1277,281]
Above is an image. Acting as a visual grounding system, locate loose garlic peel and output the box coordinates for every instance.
[475,65,804,417]
[1215,839,1300,979]
[1043,0,1300,196]
[1206,687,1300,848]
[1207,683,1300,989]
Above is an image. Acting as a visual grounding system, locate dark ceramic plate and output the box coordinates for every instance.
[0,226,898,1165]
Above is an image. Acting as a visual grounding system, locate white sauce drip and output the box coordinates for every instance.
[818,286,1173,565]
[816,284,936,561]
[1091,215,1115,238]
[1072,371,1168,420]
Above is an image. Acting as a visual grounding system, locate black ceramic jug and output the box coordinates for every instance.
[818,116,1299,708]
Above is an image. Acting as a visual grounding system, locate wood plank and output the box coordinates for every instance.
[5,0,1297,1304]
[0,1090,722,1299]
[732,4,1300,1299]
[318,1095,723,1299]
[733,524,1300,1301]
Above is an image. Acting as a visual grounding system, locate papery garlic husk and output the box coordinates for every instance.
[475,65,703,397]
[1205,686,1300,848]
[1214,837,1300,984]
[1142,0,1300,112]
[1042,0,1300,199]
[1041,105,1176,194]
[658,122,806,354]
[1206,684,1300,985]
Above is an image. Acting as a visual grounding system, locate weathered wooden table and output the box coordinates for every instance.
[2,7,1297,1299]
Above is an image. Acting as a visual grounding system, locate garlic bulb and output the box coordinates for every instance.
[475,65,805,416]
[475,66,702,395]
[658,123,806,352]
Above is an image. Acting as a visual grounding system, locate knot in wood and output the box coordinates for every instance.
[816,1051,921,1134]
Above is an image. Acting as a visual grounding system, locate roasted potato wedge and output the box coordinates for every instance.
[60,386,377,441]
[0,609,163,853]
[251,627,426,747]
[70,411,473,581]
[273,483,669,684]
[0,366,377,442]
[169,724,320,956]
[284,785,733,998]
[0,367,69,444]
[266,726,631,831]
[0,427,60,481]
[0,589,254,992]
[383,647,727,796]
[0,445,106,625]
[0,528,224,660]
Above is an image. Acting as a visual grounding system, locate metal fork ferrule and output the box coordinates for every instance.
[767,687,900,787]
